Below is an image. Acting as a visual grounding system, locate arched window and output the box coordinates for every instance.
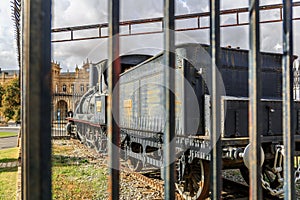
[86,84,89,91]
[80,84,84,92]
[71,84,74,93]
[62,84,67,92]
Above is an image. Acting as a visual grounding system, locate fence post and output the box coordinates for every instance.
[248,0,262,199]
[108,0,120,199]
[282,1,295,200]
[210,0,222,199]
[163,0,175,199]
[22,0,52,199]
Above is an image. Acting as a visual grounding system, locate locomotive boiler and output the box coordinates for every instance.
[67,43,300,199]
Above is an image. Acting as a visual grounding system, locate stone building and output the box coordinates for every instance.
[0,62,90,122]
[52,60,90,121]
[0,69,19,85]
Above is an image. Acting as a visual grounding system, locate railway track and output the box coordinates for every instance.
[123,164,251,200]
[63,139,254,199]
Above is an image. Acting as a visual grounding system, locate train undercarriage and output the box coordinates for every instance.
[67,119,300,199]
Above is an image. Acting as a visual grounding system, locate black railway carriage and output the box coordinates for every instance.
[67,43,300,199]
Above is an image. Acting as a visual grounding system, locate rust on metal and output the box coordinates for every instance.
[51,2,300,43]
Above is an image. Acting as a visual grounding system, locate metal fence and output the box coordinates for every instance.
[20,0,297,200]
[51,118,68,139]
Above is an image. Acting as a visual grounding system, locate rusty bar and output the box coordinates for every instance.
[52,13,299,43]
[282,1,295,200]
[248,0,262,199]
[108,0,120,200]
[51,2,300,43]
[210,0,222,199]
[51,1,300,33]
[52,2,300,42]
[163,0,175,199]
[23,0,52,199]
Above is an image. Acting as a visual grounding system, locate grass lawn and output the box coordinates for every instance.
[0,148,18,200]
[0,132,17,138]
[0,147,18,163]
[0,167,18,200]
[52,141,108,199]
[52,165,107,199]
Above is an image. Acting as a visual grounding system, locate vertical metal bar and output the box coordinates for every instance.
[129,24,132,35]
[210,0,222,199]
[21,0,25,198]
[23,0,52,199]
[282,1,295,200]
[163,0,175,199]
[248,0,262,199]
[99,26,102,38]
[108,0,120,200]
[71,30,73,40]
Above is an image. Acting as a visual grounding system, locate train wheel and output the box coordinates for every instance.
[175,158,210,200]
[127,157,143,172]
[239,161,284,198]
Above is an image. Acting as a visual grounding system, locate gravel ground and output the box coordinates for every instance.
[223,168,300,199]
[53,139,300,200]
[53,139,163,200]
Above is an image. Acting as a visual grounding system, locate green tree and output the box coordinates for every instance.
[0,84,4,107]
[1,78,20,122]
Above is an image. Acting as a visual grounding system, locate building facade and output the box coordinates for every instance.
[0,69,19,85]
[52,60,90,121]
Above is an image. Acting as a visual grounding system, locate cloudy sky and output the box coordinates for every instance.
[0,0,299,70]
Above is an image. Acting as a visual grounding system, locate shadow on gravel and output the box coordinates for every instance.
[0,166,18,173]
[52,155,90,166]
[0,158,18,163]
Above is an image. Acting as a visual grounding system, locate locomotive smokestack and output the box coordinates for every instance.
[89,63,99,88]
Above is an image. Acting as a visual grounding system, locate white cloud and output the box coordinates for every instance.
[0,1,18,69]
[0,0,299,70]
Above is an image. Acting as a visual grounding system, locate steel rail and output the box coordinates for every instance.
[51,2,300,43]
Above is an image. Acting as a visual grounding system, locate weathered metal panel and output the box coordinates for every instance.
[119,53,200,137]
[94,95,107,125]
[120,80,140,127]
[221,98,300,138]
[176,44,285,98]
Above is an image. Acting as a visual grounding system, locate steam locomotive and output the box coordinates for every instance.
[66,43,300,199]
